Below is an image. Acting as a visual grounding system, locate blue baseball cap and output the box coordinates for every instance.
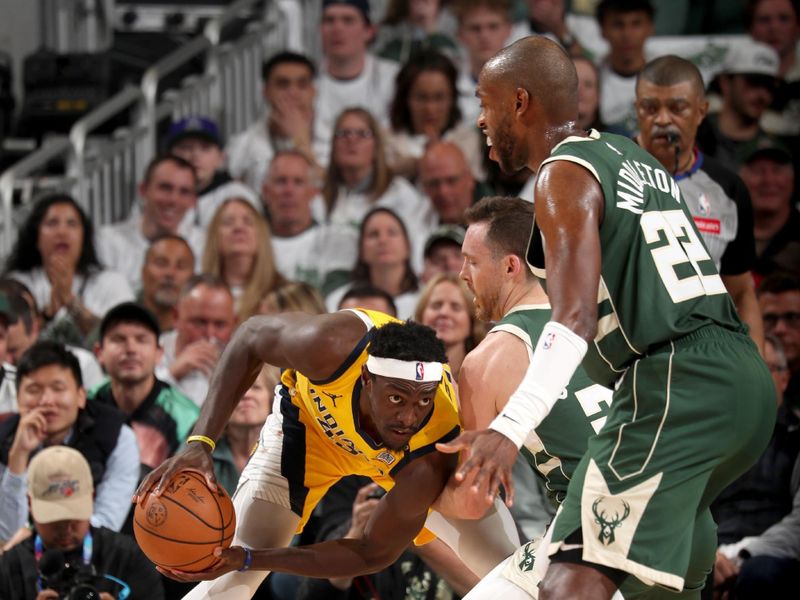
[166,115,222,149]
[322,0,370,23]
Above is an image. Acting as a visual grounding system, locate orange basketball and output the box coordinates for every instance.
[133,470,236,572]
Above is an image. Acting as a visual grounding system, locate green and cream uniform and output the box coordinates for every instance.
[524,130,776,593]
[492,304,613,505]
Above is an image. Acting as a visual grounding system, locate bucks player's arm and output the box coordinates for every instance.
[134,311,367,499]
[435,332,530,519]
[441,160,604,505]
[162,436,459,580]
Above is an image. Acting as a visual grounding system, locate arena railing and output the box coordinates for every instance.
[0,0,294,257]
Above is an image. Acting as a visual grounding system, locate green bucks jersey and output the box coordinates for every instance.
[492,305,613,502]
[527,130,743,387]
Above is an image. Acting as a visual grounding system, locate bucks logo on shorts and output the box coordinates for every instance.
[517,540,537,573]
[592,496,631,545]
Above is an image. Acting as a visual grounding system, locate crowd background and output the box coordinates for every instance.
[0,1,798,599]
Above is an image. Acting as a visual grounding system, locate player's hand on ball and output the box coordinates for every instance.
[436,429,519,507]
[157,546,247,581]
[132,440,217,505]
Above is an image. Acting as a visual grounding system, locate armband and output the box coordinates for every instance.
[187,435,216,452]
[238,547,253,572]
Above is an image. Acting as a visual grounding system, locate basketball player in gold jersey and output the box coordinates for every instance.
[135,309,520,599]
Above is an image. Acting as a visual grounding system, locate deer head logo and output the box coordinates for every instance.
[592,497,630,545]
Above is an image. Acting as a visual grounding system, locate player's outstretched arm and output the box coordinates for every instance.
[439,161,605,506]
[134,311,367,502]
[160,451,456,581]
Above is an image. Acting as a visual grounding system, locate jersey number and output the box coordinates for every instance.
[640,209,726,303]
[574,384,613,434]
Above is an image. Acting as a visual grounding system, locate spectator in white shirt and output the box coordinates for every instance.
[452,0,514,127]
[596,0,655,136]
[321,107,427,244]
[227,51,328,193]
[4,194,134,346]
[96,155,206,292]
[326,207,420,319]
[202,198,286,322]
[139,234,196,334]
[315,0,400,146]
[155,274,236,407]
[385,50,485,182]
[263,150,358,294]
[166,116,259,229]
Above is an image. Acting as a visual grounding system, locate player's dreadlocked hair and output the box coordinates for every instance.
[368,321,447,364]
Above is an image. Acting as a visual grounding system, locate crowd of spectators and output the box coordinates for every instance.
[0,0,798,598]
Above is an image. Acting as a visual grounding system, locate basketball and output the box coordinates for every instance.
[133,470,236,572]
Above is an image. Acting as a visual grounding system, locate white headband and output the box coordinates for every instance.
[365,356,443,383]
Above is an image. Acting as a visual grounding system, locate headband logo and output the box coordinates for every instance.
[415,362,424,380]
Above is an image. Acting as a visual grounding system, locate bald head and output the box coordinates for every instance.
[637,55,705,97]
[482,36,579,123]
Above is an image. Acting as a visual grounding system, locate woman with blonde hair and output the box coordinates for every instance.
[321,107,427,239]
[414,273,484,379]
[258,281,327,315]
[202,197,286,321]
[213,364,280,495]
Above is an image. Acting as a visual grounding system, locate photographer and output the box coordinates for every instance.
[0,446,163,599]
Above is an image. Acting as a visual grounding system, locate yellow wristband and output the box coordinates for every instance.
[187,435,216,452]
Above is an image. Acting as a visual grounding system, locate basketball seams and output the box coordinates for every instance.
[185,471,227,551]
[133,469,236,572]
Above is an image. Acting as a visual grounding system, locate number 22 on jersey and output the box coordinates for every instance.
[640,209,726,303]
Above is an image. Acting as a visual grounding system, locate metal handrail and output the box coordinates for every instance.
[0,0,292,256]
[69,84,143,210]
[0,136,72,254]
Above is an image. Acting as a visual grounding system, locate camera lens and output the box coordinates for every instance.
[67,584,101,600]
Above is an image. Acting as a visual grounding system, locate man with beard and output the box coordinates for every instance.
[139,235,195,333]
[91,302,198,471]
[701,38,782,169]
[441,36,776,599]
[135,312,520,599]
[436,196,622,599]
[635,55,763,351]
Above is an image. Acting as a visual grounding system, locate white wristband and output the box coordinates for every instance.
[489,321,588,448]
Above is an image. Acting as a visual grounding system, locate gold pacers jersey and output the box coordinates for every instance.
[277,309,460,540]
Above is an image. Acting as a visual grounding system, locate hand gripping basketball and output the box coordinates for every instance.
[133,440,217,506]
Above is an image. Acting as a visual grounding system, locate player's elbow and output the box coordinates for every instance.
[359,543,404,574]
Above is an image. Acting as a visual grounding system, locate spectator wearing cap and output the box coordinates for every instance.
[166,115,260,229]
[315,0,400,148]
[422,225,466,284]
[739,141,800,280]
[635,56,764,351]
[0,446,164,599]
[95,155,206,292]
[262,150,358,294]
[0,293,17,414]
[138,234,195,334]
[227,51,329,193]
[0,282,105,392]
[91,303,199,472]
[746,0,800,137]
[701,38,783,169]
[0,341,139,542]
